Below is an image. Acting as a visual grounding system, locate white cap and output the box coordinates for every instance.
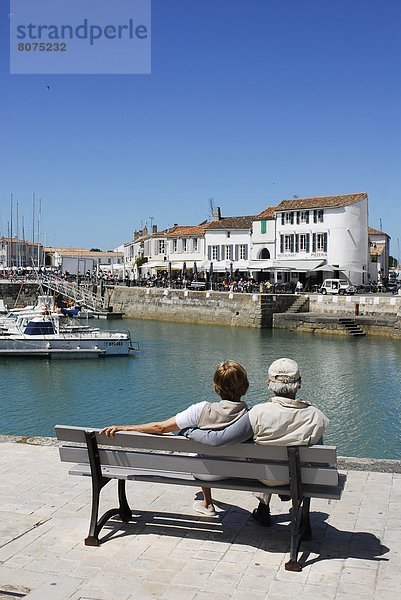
[268,358,300,383]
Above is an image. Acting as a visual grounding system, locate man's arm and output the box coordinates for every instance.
[181,413,253,446]
[100,417,178,437]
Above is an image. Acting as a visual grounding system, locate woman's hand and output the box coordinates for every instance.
[99,425,125,437]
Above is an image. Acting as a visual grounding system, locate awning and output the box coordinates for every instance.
[266,260,325,272]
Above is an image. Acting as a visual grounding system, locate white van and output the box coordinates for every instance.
[320,279,355,295]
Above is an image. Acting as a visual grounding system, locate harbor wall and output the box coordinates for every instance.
[273,312,401,338]
[0,282,41,309]
[108,287,295,328]
[309,294,401,317]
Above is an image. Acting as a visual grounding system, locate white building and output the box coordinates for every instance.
[368,227,390,283]
[45,247,123,275]
[123,192,373,287]
[203,209,255,278]
[250,193,369,286]
[0,237,44,269]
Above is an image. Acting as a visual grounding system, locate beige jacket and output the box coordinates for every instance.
[248,396,329,485]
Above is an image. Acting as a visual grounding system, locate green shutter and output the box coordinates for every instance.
[261,220,266,234]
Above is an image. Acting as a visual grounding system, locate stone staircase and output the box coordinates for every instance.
[286,295,309,314]
[338,318,366,336]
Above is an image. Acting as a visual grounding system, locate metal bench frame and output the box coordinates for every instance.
[56,425,346,572]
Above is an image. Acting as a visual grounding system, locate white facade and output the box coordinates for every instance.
[368,228,390,282]
[123,193,372,286]
[249,194,369,285]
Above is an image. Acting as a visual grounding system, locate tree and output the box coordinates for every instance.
[90,248,102,252]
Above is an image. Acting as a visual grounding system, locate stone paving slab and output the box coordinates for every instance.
[0,441,399,599]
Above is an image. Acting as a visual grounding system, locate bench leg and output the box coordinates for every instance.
[118,479,132,522]
[285,497,312,571]
[85,476,110,546]
[301,497,311,540]
[285,501,303,571]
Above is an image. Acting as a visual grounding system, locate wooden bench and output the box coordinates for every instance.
[55,425,346,572]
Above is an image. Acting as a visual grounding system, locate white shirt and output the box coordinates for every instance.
[175,401,208,429]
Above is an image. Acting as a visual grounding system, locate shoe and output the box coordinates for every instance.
[252,505,272,527]
[279,494,291,502]
[193,500,216,515]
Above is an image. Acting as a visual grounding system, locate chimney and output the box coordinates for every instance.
[152,224,157,234]
[143,226,148,236]
[133,230,139,241]
[212,207,222,221]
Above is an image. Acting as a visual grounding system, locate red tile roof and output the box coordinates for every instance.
[255,206,276,220]
[275,193,367,211]
[166,225,209,237]
[368,227,386,236]
[205,216,255,230]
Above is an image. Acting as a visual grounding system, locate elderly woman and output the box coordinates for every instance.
[181,358,329,525]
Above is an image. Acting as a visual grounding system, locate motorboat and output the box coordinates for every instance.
[0,313,138,358]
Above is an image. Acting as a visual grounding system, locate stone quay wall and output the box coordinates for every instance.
[273,294,401,338]
[108,287,296,328]
[309,294,401,317]
[0,281,41,308]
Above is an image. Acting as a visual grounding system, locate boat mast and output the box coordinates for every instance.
[10,193,13,269]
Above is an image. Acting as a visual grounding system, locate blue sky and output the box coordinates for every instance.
[1,0,400,253]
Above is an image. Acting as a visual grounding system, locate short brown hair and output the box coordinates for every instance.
[213,360,249,402]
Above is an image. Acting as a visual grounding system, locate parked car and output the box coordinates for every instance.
[320,279,355,295]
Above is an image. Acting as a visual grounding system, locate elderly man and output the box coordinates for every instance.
[181,357,329,526]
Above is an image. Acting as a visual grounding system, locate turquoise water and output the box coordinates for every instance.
[1,319,400,460]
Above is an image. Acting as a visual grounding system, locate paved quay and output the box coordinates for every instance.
[0,439,400,600]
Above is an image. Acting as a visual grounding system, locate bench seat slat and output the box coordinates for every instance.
[55,425,337,464]
[60,446,339,486]
[69,463,346,500]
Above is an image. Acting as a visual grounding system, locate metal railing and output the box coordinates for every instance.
[40,274,107,312]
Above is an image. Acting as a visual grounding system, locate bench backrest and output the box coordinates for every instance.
[56,425,339,487]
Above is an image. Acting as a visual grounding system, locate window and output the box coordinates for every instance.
[157,240,166,254]
[193,238,198,252]
[259,248,270,259]
[284,235,293,252]
[226,245,233,260]
[280,234,294,253]
[173,239,178,252]
[299,233,308,252]
[316,233,325,251]
[312,232,328,253]
[313,209,324,223]
[182,238,188,252]
[296,210,309,224]
[239,245,247,260]
[212,245,219,260]
[285,212,294,225]
[261,220,267,234]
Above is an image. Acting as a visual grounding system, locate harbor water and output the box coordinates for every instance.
[2,318,400,460]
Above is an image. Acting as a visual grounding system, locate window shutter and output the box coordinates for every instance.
[295,234,299,253]
[280,235,284,253]
[290,235,294,253]
[261,220,266,234]
[306,234,310,253]
[323,232,328,252]
[235,245,239,261]
[244,245,248,260]
[221,245,225,260]
[312,233,316,253]
[296,212,300,225]
[207,245,211,260]
[306,211,309,224]
[281,213,285,225]
[313,210,317,224]
[217,246,220,261]
[291,212,294,225]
